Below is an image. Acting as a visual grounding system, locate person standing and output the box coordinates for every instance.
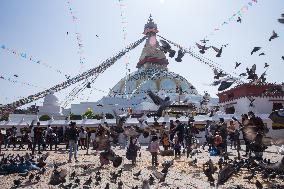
[218,118,228,154]
[32,122,42,155]
[0,130,4,155]
[66,122,79,163]
[227,120,236,149]
[148,135,160,167]
[79,127,87,150]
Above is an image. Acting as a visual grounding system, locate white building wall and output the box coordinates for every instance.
[221,96,284,115]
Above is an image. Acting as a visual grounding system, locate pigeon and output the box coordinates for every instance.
[96,175,101,182]
[251,47,261,55]
[200,38,209,44]
[213,69,227,79]
[13,179,21,187]
[269,30,279,41]
[278,14,284,24]
[237,17,242,23]
[133,170,141,178]
[141,180,150,189]
[218,81,235,91]
[96,35,99,37]
[84,176,92,185]
[235,62,241,69]
[255,180,263,189]
[264,63,269,68]
[13,74,18,77]
[70,171,76,179]
[35,175,41,182]
[243,172,255,182]
[64,183,72,189]
[104,183,110,189]
[29,173,35,182]
[248,97,255,107]
[117,180,123,189]
[75,177,80,184]
[259,52,265,56]
[211,46,223,57]
[196,43,211,54]
[133,185,139,189]
[282,56,284,60]
[149,174,155,185]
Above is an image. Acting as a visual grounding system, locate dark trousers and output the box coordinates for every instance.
[151,152,158,166]
[32,140,41,154]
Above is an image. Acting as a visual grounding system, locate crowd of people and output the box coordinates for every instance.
[0,111,268,166]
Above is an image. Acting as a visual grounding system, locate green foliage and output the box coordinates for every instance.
[0,115,8,121]
[39,115,51,121]
[82,108,94,119]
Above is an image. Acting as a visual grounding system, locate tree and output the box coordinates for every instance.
[39,115,51,121]
[82,108,94,119]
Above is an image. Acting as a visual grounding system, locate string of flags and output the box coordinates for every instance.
[66,0,87,67]
[0,44,66,76]
[0,73,45,89]
[0,36,146,112]
[118,0,131,98]
[204,0,258,40]
[59,36,147,108]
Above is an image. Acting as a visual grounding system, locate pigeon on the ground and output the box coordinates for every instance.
[255,180,263,189]
[264,63,269,68]
[269,30,279,41]
[133,170,141,178]
[251,47,261,55]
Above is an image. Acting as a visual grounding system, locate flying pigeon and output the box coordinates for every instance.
[211,46,223,57]
[213,69,227,79]
[13,74,18,77]
[196,43,211,54]
[259,52,265,56]
[264,63,269,68]
[278,14,284,24]
[251,47,261,55]
[67,32,69,35]
[248,96,255,107]
[282,56,284,60]
[246,64,257,80]
[235,62,241,69]
[237,17,242,23]
[0,76,4,79]
[218,80,235,91]
[200,38,209,43]
[269,30,279,41]
[96,35,99,37]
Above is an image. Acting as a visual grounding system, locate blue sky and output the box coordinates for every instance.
[0,0,284,108]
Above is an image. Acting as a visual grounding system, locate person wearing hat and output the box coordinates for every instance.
[66,122,79,163]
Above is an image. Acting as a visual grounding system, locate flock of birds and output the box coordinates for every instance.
[7,151,283,189]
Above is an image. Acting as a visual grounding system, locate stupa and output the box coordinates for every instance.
[38,91,62,116]
[70,16,217,115]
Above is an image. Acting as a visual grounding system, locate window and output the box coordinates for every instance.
[225,106,235,114]
[272,103,283,111]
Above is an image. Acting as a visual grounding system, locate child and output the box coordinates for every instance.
[173,134,181,157]
[148,135,160,167]
[161,132,170,150]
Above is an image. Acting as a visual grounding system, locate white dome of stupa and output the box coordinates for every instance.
[43,91,59,106]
